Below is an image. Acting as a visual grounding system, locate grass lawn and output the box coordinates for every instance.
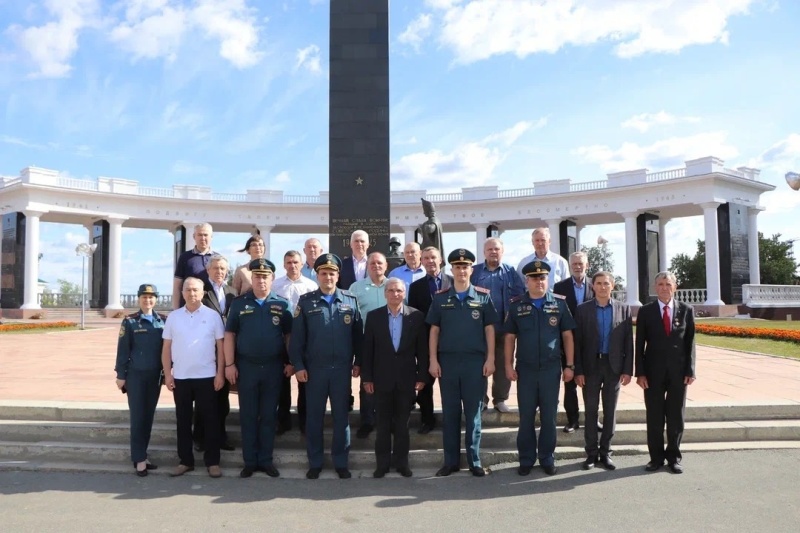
[696,317,800,359]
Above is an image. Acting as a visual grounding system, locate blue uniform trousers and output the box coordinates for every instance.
[517,365,562,467]
[439,353,486,468]
[305,366,351,469]
[126,368,162,464]
[237,359,283,468]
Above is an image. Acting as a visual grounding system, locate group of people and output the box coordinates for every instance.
[114,223,696,479]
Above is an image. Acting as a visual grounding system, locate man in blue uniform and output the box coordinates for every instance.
[505,260,576,476]
[290,253,363,479]
[224,258,293,478]
[428,248,499,477]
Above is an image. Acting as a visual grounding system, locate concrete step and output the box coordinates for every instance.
[2,400,799,426]
[2,419,799,449]
[2,441,800,476]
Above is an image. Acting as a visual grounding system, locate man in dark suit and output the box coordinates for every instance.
[552,251,594,432]
[195,254,237,452]
[408,246,452,434]
[635,271,696,474]
[337,229,369,290]
[573,271,633,471]
[362,278,428,478]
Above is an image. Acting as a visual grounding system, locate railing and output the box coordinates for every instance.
[675,289,707,304]
[120,294,173,309]
[570,180,607,192]
[39,293,84,307]
[742,284,800,307]
[612,290,626,302]
[283,195,321,204]
[212,192,246,202]
[646,168,686,182]
[425,192,463,202]
[498,187,535,198]
[58,176,99,191]
[138,186,174,197]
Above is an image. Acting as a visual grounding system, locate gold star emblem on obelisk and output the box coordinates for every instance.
[355,176,364,186]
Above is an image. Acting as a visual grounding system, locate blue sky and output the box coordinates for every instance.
[1,0,798,295]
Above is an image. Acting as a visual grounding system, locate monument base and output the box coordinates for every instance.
[739,305,800,321]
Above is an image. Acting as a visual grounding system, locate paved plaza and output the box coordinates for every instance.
[0,318,799,408]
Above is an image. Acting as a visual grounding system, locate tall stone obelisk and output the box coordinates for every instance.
[328,0,390,258]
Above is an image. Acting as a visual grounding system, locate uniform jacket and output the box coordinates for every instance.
[225,291,292,363]
[115,310,167,379]
[573,299,633,377]
[361,305,429,391]
[634,300,696,379]
[552,276,594,317]
[289,288,364,371]
[504,292,576,370]
[426,284,499,357]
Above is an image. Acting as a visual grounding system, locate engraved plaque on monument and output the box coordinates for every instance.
[637,213,660,303]
[718,202,750,304]
[1,212,25,308]
[328,0,390,258]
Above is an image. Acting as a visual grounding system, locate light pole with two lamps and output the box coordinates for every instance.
[75,243,97,330]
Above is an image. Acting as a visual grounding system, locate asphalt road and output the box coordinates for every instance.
[1,450,798,533]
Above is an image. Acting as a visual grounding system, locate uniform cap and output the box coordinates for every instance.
[447,248,476,265]
[137,284,158,297]
[249,258,276,274]
[522,260,551,277]
[314,253,342,272]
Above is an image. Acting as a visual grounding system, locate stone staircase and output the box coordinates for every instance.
[1,401,799,476]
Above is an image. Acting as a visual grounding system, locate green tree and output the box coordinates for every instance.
[57,279,81,295]
[580,244,625,290]
[668,234,799,287]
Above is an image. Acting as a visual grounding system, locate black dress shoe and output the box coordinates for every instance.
[469,466,487,477]
[541,464,558,476]
[356,425,374,439]
[417,423,435,435]
[306,468,322,479]
[145,463,158,470]
[373,467,389,478]
[220,442,235,452]
[645,460,664,472]
[259,464,280,478]
[563,421,579,434]
[396,466,413,478]
[135,466,148,477]
[240,466,255,478]
[667,462,684,474]
[435,465,459,477]
[598,456,616,471]
[582,456,597,470]
[336,468,352,479]
[518,465,533,476]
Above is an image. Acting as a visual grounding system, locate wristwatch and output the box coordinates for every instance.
[565,364,575,370]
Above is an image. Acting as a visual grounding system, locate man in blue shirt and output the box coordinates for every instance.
[300,238,323,281]
[470,238,525,413]
[388,242,425,294]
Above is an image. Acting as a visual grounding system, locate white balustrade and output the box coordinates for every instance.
[742,284,800,307]
[675,289,707,304]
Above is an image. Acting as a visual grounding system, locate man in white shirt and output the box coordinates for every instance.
[338,230,369,289]
[162,277,226,478]
[388,242,425,294]
[517,227,569,286]
[273,250,318,434]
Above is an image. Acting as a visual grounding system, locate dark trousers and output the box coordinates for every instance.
[484,334,510,405]
[517,366,561,468]
[192,381,230,445]
[562,353,580,424]
[174,377,220,467]
[417,376,437,426]
[374,386,415,470]
[305,366,351,469]
[238,360,283,468]
[126,368,162,464]
[644,370,687,464]
[582,358,621,457]
[278,376,306,431]
[360,379,375,426]
[439,353,486,468]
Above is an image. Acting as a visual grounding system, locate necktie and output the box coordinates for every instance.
[663,305,671,335]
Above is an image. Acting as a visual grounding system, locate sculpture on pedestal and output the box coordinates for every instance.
[419,198,444,258]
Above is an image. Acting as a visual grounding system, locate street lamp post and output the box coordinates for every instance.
[75,243,98,330]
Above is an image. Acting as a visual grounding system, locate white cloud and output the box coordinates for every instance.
[171,160,208,174]
[160,101,204,130]
[295,44,321,73]
[274,170,290,183]
[621,111,701,133]
[391,121,537,190]
[751,133,800,171]
[423,0,755,64]
[7,0,100,78]
[110,0,263,68]
[573,131,739,172]
[398,13,432,52]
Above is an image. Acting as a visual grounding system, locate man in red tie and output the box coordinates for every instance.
[635,271,697,474]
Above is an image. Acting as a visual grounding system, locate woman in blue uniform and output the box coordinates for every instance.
[115,284,167,476]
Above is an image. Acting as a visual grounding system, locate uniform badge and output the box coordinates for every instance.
[293,306,301,318]
[272,316,280,326]
[548,316,558,326]
[344,314,352,324]
[471,310,480,320]
[118,325,125,338]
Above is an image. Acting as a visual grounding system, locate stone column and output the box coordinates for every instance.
[402,226,416,247]
[701,202,725,305]
[748,208,761,285]
[105,217,125,311]
[546,219,561,256]
[256,225,274,260]
[622,212,641,306]
[575,223,584,251]
[473,223,488,263]
[84,223,94,303]
[20,210,44,310]
[658,218,670,272]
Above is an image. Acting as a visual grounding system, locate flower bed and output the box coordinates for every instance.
[696,323,800,344]
[0,321,77,332]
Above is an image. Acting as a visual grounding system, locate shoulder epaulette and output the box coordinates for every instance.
[156,312,168,321]
[340,289,354,297]
[297,291,315,302]
[552,293,566,300]
[435,287,449,294]
[509,295,523,303]
[125,311,140,319]
[271,293,290,303]
[474,286,490,294]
